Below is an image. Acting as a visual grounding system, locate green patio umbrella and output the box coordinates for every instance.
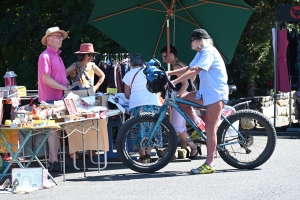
[88,0,253,65]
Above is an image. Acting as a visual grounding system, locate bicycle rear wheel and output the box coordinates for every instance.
[116,113,177,173]
[217,109,276,169]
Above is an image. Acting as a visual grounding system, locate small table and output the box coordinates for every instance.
[0,125,60,185]
[59,117,107,181]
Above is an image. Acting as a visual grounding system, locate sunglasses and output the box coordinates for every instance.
[190,37,198,43]
[87,53,95,57]
[49,35,64,40]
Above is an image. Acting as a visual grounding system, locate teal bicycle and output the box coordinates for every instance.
[116,77,277,173]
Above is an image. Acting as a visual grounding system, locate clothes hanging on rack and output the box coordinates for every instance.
[95,53,130,93]
[287,28,299,88]
[273,28,291,92]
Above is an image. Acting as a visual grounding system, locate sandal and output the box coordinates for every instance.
[191,163,215,174]
[137,155,151,163]
[69,153,79,160]
[189,146,201,159]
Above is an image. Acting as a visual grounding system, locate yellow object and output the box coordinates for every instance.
[17,86,27,98]
[106,87,117,94]
[0,130,18,153]
[5,120,12,125]
[32,120,55,125]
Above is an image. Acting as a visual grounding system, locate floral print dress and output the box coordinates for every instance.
[70,62,95,88]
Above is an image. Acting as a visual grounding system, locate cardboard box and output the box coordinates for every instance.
[0,86,26,98]
[17,86,27,98]
[64,88,95,97]
[95,95,109,107]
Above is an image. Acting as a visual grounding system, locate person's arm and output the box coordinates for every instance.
[172,64,189,96]
[177,79,189,96]
[166,66,189,76]
[124,83,130,99]
[66,64,76,76]
[93,65,105,92]
[172,66,201,86]
[42,74,68,90]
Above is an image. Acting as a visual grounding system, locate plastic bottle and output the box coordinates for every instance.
[198,118,205,131]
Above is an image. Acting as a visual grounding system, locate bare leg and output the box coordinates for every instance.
[139,149,145,157]
[48,130,60,163]
[179,92,224,166]
[204,100,224,166]
[178,131,197,150]
[179,92,202,126]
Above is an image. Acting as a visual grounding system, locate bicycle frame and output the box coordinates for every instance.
[146,90,247,148]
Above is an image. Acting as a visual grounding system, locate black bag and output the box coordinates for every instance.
[143,59,168,97]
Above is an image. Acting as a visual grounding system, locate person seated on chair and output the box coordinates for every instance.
[66,43,105,159]
[160,45,201,159]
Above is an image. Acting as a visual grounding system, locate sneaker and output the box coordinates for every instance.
[191,163,215,174]
[49,161,60,172]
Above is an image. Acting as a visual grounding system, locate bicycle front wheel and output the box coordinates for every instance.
[217,109,276,169]
[116,113,177,173]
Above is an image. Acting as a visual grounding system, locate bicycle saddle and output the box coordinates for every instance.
[228,85,237,94]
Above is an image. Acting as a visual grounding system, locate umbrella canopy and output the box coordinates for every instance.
[88,0,253,65]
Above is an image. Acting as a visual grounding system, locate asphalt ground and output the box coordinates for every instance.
[0,125,299,199]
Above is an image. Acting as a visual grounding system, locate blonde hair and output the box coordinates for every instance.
[196,38,214,49]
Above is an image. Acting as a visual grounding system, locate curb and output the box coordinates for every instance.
[276,131,300,139]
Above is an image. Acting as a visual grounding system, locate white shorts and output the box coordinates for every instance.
[171,91,189,134]
[171,106,187,134]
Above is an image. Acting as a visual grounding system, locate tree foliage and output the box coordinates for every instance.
[0,0,126,89]
[0,0,299,94]
[227,0,300,98]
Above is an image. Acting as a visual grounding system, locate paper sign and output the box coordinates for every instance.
[12,168,43,190]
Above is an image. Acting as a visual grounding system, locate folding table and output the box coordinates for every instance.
[59,117,108,181]
[0,125,60,185]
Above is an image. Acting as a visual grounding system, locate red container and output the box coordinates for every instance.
[3,71,17,86]
[11,76,17,85]
[4,77,11,86]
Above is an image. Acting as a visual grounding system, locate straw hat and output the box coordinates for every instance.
[74,43,99,54]
[41,26,68,46]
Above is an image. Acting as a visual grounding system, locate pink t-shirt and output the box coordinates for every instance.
[38,46,68,102]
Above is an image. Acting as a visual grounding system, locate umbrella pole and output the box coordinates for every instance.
[167,19,171,71]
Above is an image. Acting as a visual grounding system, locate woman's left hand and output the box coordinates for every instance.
[93,86,97,92]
